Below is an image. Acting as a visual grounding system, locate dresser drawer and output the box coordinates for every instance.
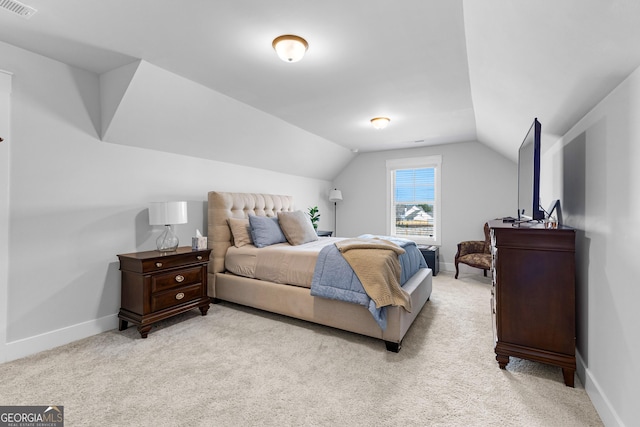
[151,267,202,293]
[152,283,203,312]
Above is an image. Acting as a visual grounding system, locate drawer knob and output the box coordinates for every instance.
[196,255,203,260]
[155,262,163,268]
[175,275,185,283]
[175,292,185,300]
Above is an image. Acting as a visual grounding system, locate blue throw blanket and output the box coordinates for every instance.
[310,235,427,330]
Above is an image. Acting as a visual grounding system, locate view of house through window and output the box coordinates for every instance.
[394,168,435,237]
[386,156,441,245]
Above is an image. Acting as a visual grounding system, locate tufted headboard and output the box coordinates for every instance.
[207,191,295,295]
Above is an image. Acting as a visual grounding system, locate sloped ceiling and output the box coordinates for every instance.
[100,60,353,180]
[2,0,640,179]
[464,1,640,159]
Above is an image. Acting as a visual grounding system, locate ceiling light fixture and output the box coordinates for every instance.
[370,117,391,130]
[272,35,308,63]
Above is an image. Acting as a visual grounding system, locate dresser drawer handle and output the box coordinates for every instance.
[155,262,163,268]
[196,255,203,260]
[175,292,185,300]
[175,275,185,283]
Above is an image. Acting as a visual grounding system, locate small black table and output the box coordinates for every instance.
[418,245,439,276]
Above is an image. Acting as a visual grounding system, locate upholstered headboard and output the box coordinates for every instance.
[207,191,295,295]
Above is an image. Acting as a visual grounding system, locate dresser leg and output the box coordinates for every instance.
[496,353,509,369]
[118,319,128,331]
[199,305,210,316]
[562,368,575,387]
[138,325,152,338]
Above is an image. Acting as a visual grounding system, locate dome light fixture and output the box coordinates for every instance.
[370,117,391,130]
[272,34,308,63]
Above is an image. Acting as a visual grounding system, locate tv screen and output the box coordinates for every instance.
[517,118,544,221]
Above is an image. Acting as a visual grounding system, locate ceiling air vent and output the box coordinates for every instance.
[0,0,37,19]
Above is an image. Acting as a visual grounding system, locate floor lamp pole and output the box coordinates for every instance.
[329,188,343,237]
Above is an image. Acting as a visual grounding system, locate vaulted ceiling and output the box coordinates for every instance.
[2,0,640,179]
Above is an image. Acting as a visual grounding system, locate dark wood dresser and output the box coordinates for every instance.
[117,246,212,338]
[489,220,576,386]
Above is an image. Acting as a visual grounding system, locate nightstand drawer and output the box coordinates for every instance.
[152,283,203,312]
[152,267,202,293]
[140,253,208,273]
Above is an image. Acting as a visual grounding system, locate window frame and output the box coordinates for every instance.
[386,155,442,246]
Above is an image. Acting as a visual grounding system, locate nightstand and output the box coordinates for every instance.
[418,245,439,276]
[317,230,333,237]
[117,246,212,338]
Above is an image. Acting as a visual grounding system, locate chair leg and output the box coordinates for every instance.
[483,269,487,277]
[455,262,459,279]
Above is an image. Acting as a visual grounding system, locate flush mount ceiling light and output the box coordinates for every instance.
[370,117,391,130]
[272,35,308,63]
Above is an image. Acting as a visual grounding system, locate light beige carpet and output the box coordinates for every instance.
[0,272,602,426]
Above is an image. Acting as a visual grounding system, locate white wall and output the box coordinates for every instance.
[541,65,640,427]
[332,141,516,270]
[0,41,334,362]
[0,71,11,364]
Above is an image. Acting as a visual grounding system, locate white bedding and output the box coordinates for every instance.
[225,237,343,288]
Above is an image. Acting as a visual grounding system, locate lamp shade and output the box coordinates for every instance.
[149,201,188,225]
[329,189,343,202]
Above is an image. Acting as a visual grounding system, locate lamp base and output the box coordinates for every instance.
[156,225,179,252]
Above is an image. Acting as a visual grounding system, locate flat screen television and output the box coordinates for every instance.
[517,118,545,221]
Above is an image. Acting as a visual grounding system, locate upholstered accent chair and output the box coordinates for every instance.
[455,223,491,279]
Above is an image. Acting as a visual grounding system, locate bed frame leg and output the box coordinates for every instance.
[385,340,401,353]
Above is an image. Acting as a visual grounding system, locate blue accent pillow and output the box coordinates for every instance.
[248,215,287,248]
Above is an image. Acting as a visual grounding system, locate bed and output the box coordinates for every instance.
[207,191,432,351]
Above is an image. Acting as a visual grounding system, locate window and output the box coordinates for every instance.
[386,155,442,245]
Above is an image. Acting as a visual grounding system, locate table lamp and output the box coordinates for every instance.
[149,201,188,251]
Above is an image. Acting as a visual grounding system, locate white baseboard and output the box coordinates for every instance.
[4,314,118,363]
[576,350,624,427]
[440,262,454,272]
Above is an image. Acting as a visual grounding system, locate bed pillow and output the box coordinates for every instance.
[248,215,287,248]
[227,218,253,248]
[278,210,319,246]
